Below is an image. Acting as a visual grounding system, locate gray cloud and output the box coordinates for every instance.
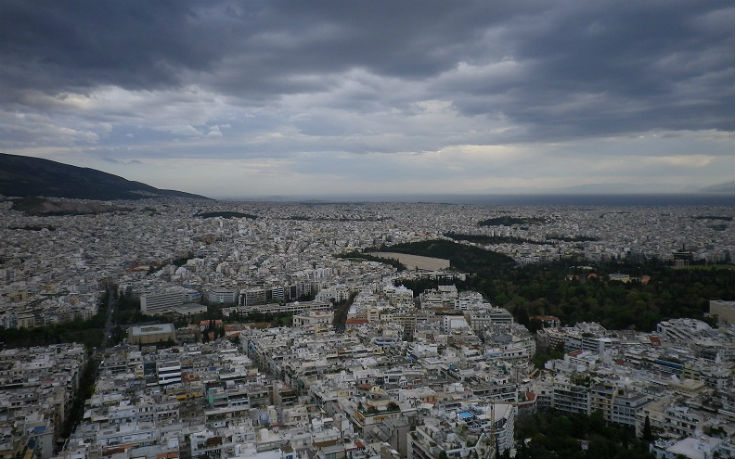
[2,0,731,140]
[439,2,734,139]
[0,0,733,197]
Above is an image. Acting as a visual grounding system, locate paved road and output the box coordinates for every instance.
[98,284,117,351]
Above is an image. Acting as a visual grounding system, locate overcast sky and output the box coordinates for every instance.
[1,0,733,198]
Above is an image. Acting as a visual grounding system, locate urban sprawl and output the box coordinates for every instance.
[1,199,734,459]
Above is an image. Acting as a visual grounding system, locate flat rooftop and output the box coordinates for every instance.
[130,323,175,335]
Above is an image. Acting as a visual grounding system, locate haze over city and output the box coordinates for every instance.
[1,0,733,199]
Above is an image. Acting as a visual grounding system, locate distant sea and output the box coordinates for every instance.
[246,193,735,207]
[405,193,735,206]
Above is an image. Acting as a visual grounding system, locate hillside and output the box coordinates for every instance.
[0,153,208,200]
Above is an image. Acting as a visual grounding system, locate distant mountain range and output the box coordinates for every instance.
[0,153,208,200]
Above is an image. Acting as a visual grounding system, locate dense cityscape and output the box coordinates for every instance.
[0,1,733,458]
[1,197,733,459]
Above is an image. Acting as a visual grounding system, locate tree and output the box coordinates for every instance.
[516,306,530,327]
[642,415,653,442]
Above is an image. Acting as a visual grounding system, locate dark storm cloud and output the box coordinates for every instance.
[0,1,529,94]
[0,0,732,142]
[1,2,189,94]
[443,1,734,138]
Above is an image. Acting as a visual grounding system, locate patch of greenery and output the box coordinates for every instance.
[444,232,545,245]
[333,291,359,332]
[693,215,732,221]
[0,325,104,350]
[478,216,547,226]
[514,411,654,459]
[386,240,733,331]
[533,344,565,370]
[227,310,293,327]
[195,211,258,219]
[381,240,516,273]
[675,264,734,271]
[462,258,734,331]
[61,358,98,439]
[200,319,226,343]
[114,294,156,325]
[545,233,600,242]
[172,253,195,267]
[8,224,56,231]
[10,196,48,212]
[286,215,390,222]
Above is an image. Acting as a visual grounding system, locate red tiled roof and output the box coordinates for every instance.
[346,318,369,324]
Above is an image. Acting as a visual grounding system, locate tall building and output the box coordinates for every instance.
[140,291,184,315]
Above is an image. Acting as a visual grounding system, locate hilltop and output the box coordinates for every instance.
[0,153,209,201]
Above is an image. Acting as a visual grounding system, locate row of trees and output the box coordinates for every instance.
[0,323,104,349]
[333,291,359,332]
[60,359,98,438]
[225,310,293,327]
[0,293,109,349]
